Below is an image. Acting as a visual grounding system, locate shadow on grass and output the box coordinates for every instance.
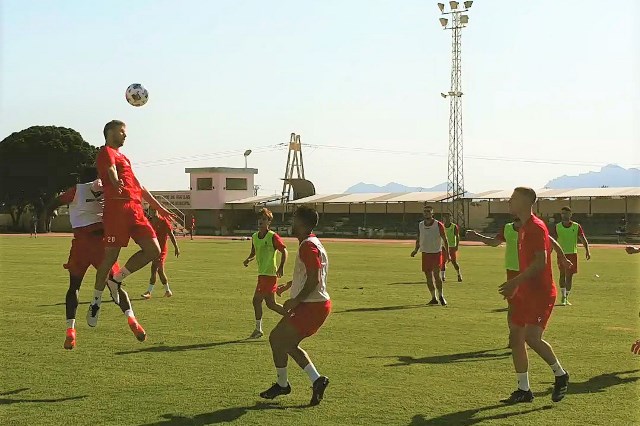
[387,282,426,286]
[335,304,427,314]
[139,402,306,425]
[0,388,87,405]
[490,307,509,313]
[534,369,640,397]
[371,348,511,367]
[409,403,553,426]
[115,339,259,356]
[37,301,91,308]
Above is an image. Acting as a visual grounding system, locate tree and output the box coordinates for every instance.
[0,126,98,230]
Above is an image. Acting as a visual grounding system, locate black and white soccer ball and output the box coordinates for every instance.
[125,83,149,107]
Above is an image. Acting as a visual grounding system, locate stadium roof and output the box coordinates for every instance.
[226,195,282,205]
[469,187,640,199]
[288,192,450,204]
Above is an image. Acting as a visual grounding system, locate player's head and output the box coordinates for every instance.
[442,212,451,225]
[79,166,97,184]
[257,208,273,231]
[103,120,127,148]
[560,206,572,222]
[509,187,536,216]
[293,206,319,236]
[423,205,434,220]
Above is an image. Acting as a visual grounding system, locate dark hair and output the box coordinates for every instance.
[514,187,537,204]
[294,206,319,229]
[103,120,125,140]
[258,208,273,221]
[79,166,97,183]
[423,205,434,211]
[561,206,572,213]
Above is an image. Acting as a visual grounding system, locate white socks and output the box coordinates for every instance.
[113,267,132,283]
[561,288,567,297]
[517,372,530,391]
[256,319,263,332]
[93,290,103,306]
[163,283,171,292]
[124,309,135,318]
[147,284,155,293]
[66,319,76,329]
[276,367,288,387]
[550,360,566,377]
[304,363,321,384]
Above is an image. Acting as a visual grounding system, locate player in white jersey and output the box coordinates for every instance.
[48,167,146,349]
[259,206,331,406]
[411,205,450,305]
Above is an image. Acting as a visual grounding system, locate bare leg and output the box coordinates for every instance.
[253,293,265,321]
[95,247,121,292]
[121,238,161,276]
[510,324,528,374]
[425,272,436,299]
[157,264,168,285]
[524,325,560,366]
[264,293,286,316]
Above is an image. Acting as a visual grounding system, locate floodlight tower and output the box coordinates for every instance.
[438,1,472,228]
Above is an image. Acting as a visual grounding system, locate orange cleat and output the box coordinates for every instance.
[64,328,76,350]
[128,317,147,342]
[164,290,173,298]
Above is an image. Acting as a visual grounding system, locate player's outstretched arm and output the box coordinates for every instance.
[141,187,176,219]
[466,230,501,247]
[284,272,319,311]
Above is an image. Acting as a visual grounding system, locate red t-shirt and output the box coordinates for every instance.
[272,233,287,252]
[96,145,143,201]
[518,215,557,298]
[152,217,172,247]
[299,234,322,270]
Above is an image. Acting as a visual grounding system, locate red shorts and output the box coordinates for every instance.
[422,252,443,273]
[64,234,119,278]
[442,247,458,263]
[256,275,278,295]
[103,200,156,247]
[558,253,578,274]
[287,300,332,338]
[510,292,556,330]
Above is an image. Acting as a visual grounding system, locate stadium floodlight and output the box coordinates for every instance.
[449,1,459,10]
[464,1,473,8]
[439,17,448,27]
[437,2,445,12]
[460,14,469,24]
[243,149,252,168]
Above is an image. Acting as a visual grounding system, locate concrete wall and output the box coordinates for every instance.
[189,171,255,210]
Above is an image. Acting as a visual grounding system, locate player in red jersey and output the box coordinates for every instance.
[259,206,331,406]
[142,209,180,299]
[47,167,145,348]
[88,120,175,333]
[498,187,569,404]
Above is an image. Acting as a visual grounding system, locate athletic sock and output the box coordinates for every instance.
[550,360,566,377]
[561,288,567,298]
[163,282,171,292]
[92,290,103,306]
[124,309,135,319]
[113,267,132,283]
[256,319,263,332]
[66,319,76,329]
[304,363,321,383]
[276,367,288,387]
[517,372,530,391]
[146,284,155,293]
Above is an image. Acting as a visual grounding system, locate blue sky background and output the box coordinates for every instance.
[1,0,638,194]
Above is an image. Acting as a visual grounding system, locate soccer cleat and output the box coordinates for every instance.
[439,296,447,306]
[249,329,264,339]
[552,372,569,402]
[86,303,100,327]
[428,298,439,305]
[64,328,76,350]
[128,318,147,342]
[164,290,173,298]
[141,291,152,299]
[565,297,572,306]
[501,389,534,404]
[106,277,121,304]
[310,376,330,406]
[259,383,291,400]
[441,274,446,282]
[457,275,463,282]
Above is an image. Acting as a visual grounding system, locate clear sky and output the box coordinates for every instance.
[1,0,638,194]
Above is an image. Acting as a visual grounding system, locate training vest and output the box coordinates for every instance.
[69,181,104,229]
[503,223,520,272]
[419,220,443,254]
[444,223,458,247]
[291,236,330,303]
[556,222,580,254]
[252,230,278,276]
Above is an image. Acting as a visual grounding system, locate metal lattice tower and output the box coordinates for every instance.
[281,133,306,202]
[439,1,472,228]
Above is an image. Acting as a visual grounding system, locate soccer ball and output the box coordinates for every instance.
[125,83,149,107]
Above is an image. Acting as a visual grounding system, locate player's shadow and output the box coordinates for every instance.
[37,301,91,307]
[534,369,640,397]
[140,402,299,425]
[490,307,508,313]
[0,388,87,405]
[372,348,511,367]
[409,403,553,425]
[115,339,259,356]
[335,304,426,314]
[387,281,426,286]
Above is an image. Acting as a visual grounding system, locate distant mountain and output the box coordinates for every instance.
[345,182,449,193]
[545,165,640,188]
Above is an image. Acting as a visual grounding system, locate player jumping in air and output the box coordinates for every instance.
[243,208,288,338]
[552,206,591,306]
[48,167,145,348]
[440,212,462,282]
[259,206,331,406]
[498,187,569,404]
[142,209,180,299]
[88,120,175,334]
[411,205,450,306]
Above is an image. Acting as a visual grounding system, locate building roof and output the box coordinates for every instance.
[469,187,640,199]
[185,167,258,175]
[226,195,282,205]
[288,191,451,204]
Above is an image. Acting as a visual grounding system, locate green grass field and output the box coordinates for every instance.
[0,235,639,425]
